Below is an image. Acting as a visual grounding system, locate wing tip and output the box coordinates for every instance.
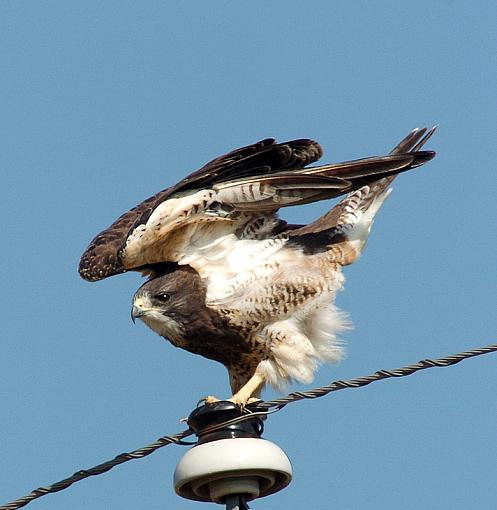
[391,125,438,155]
[78,245,126,282]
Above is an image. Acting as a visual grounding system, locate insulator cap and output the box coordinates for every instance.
[187,400,264,444]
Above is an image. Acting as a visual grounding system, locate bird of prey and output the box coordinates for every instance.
[79,127,436,405]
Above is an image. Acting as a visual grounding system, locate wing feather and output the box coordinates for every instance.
[79,139,323,281]
[287,126,438,262]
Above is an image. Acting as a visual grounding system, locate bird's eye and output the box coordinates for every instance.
[156,293,171,302]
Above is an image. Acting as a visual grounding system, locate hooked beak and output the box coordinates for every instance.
[131,306,144,323]
[131,297,147,323]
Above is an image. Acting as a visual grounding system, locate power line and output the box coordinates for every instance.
[258,343,497,410]
[1,342,496,510]
[0,430,194,510]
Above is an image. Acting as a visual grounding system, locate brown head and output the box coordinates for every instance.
[131,265,207,345]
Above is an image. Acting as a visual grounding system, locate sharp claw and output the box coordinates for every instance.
[228,396,262,408]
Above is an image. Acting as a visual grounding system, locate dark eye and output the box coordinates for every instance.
[156,293,171,302]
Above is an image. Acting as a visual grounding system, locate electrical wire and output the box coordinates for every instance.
[257,343,497,410]
[0,430,194,510]
[1,342,496,510]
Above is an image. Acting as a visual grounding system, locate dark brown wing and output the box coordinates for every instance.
[172,138,323,192]
[79,138,323,281]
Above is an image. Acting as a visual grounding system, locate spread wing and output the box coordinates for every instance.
[79,131,435,281]
[287,126,438,263]
[79,138,322,281]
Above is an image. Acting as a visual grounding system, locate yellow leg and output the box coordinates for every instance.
[229,371,266,406]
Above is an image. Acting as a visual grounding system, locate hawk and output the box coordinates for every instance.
[79,127,436,404]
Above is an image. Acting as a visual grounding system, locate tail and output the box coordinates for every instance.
[287,126,437,264]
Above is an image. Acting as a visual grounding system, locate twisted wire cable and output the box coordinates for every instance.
[0,429,194,510]
[1,342,496,510]
[257,343,497,410]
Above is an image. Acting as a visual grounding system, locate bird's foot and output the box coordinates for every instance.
[228,371,266,408]
[199,395,221,406]
[198,395,261,409]
[228,395,262,408]
[246,397,262,405]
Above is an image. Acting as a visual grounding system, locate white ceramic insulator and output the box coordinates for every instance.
[173,438,292,503]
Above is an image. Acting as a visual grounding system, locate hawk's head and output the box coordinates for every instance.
[131,265,206,346]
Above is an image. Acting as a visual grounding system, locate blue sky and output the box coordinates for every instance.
[1,2,496,509]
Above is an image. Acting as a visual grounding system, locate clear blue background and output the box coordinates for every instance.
[2,2,496,509]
